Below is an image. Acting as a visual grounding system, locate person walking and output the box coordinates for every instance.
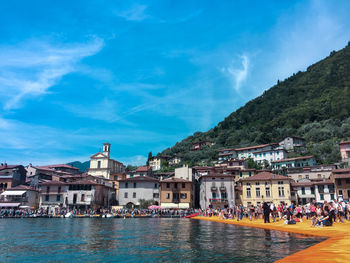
[263,202,270,223]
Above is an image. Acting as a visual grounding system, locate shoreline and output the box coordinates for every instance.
[192,216,350,262]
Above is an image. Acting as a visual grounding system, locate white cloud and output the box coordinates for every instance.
[115,4,150,22]
[0,38,104,110]
[118,155,147,166]
[221,55,249,92]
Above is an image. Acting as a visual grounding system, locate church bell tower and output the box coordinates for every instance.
[103,143,111,158]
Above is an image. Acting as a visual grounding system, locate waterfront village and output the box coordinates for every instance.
[1,136,350,219]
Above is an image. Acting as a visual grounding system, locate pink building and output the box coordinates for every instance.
[339,141,350,162]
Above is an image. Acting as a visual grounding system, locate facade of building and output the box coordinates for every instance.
[199,174,235,209]
[252,149,287,165]
[88,143,126,180]
[126,166,152,178]
[0,164,26,193]
[235,143,279,159]
[241,172,291,206]
[169,156,181,166]
[149,156,170,171]
[0,185,39,208]
[191,141,213,151]
[174,165,193,181]
[279,136,305,151]
[118,176,159,207]
[159,178,193,208]
[39,181,68,209]
[339,141,350,164]
[217,148,235,162]
[271,156,316,170]
[331,169,350,201]
[286,165,335,182]
[290,180,315,205]
[314,180,335,203]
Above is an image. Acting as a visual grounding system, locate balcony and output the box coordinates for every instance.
[209,198,228,203]
[211,186,217,191]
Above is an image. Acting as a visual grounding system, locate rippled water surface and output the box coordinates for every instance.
[0,218,324,262]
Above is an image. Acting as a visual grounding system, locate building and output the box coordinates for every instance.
[193,166,216,180]
[279,136,305,151]
[339,141,350,164]
[290,180,315,205]
[241,172,291,206]
[199,173,235,209]
[0,185,39,209]
[191,141,213,151]
[0,164,26,193]
[217,148,235,162]
[126,166,152,178]
[118,176,159,207]
[169,156,181,166]
[66,180,115,210]
[314,180,335,203]
[149,156,171,171]
[331,168,350,201]
[110,172,126,201]
[174,165,193,181]
[271,156,316,170]
[286,165,335,182]
[159,177,193,208]
[39,181,68,210]
[88,143,126,180]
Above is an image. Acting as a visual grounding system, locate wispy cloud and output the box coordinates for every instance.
[221,55,249,92]
[115,4,150,22]
[0,38,104,110]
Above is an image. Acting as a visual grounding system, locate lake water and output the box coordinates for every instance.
[0,218,324,262]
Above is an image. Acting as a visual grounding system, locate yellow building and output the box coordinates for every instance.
[241,172,291,206]
[159,177,193,208]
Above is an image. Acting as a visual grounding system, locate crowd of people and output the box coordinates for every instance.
[201,200,350,227]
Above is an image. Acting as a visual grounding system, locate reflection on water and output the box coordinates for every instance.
[0,218,324,262]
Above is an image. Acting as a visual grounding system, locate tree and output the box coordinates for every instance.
[146,152,152,166]
[138,199,155,209]
[263,160,270,169]
[247,157,262,170]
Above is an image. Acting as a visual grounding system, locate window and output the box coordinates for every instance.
[46,186,50,193]
[256,188,260,197]
[166,193,170,199]
[320,194,324,200]
[278,187,285,197]
[278,181,284,185]
[212,192,217,198]
[305,175,309,179]
[246,183,251,186]
[339,190,343,196]
[317,174,322,179]
[338,179,342,186]
[153,193,159,198]
[133,183,137,188]
[311,187,315,194]
[154,183,158,189]
[302,187,305,195]
[125,183,128,188]
[45,195,49,201]
[166,183,170,188]
[58,186,61,193]
[221,192,227,199]
[346,179,350,184]
[266,187,270,197]
[174,183,178,189]
[331,194,335,200]
[56,195,61,201]
[81,194,85,202]
[124,192,128,198]
[182,183,185,188]
[180,193,187,199]
[255,182,260,186]
[239,172,243,177]
[97,161,101,169]
[133,192,136,198]
[246,188,251,198]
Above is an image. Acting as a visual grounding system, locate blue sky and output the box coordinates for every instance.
[1,0,350,166]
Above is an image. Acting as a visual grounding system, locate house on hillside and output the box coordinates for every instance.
[339,141,350,165]
[126,166,152,178]
[149,156,171,171]
[271,156,316,170]
[331,168,350,201]
[217,148,235,162]
[191,141,213,151]
[279,136,305,151]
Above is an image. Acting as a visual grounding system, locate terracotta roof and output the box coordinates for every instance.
[271,156,314,163]
[218,148,234,152]
[0,165,21,171]
[160,177,192,183]
[332,168,350,173]
[46,164,79,170]
[121,176,158,182]
[193,166,215,170]
[333,173,350,179]
[68,180,98,185]
[339,141,350,145]
[313,179,334,185]
[136,166,150,172]
[219,152,234,156]
[235,143,278,152]
[290,181,314,187]
[200,173,236,178]
[241,172,289,181]
[39,180,66,185]
[7,185,39,191]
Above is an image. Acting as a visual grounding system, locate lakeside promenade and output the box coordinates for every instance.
[193,216,350,263]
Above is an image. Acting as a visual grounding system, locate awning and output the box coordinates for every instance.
[1,190,26,196]
[160,203,190,209]
[0,203,21,207]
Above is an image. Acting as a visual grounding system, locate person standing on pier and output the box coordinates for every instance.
[263,202,270,223]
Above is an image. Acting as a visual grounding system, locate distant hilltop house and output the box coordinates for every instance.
[234,143,287,165]
[191,141,213,151]
[271,156,316,170]
[126,166,152,178]
[88,143,126,180]
[278,136,306,151]
[339,141,350,165]
[148,155,174,171]
[217,148,235,162]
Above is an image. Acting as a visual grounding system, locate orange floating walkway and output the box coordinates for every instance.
[193,216,350,262]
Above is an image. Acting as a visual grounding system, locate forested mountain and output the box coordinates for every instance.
[161,42,350,165]
[67,161,90,172]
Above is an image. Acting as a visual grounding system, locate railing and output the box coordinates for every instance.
[209,198,228,203]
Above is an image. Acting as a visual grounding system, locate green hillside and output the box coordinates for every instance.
[68,161,90,172]
[161,42,350,165]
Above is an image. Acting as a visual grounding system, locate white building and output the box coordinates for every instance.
[118,176,159,207]
[39,181,68,210]
[88,143,125,180]
[199,174,235,209]
[175,165,193,181]
[0,185,39,209]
